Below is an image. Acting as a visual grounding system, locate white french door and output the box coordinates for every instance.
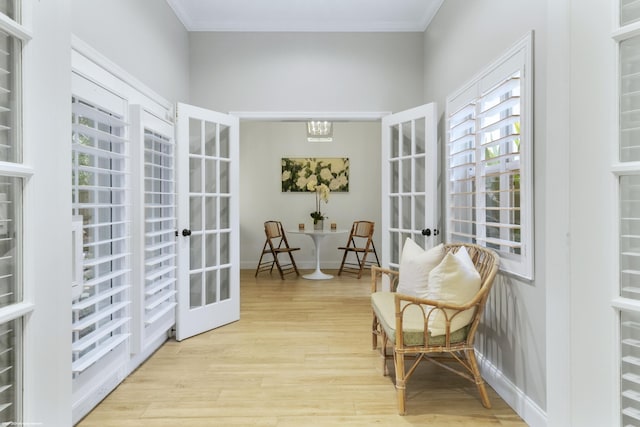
[381,103,439,268]
[175,103,240,341]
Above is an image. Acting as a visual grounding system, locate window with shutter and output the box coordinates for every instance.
[71,95,130,375]
[0,4,30,425]
[614,6,640,425]
[141,126,176,342]
[445,34,533,279]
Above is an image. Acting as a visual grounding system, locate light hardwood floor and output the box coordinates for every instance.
[78,269,527,426]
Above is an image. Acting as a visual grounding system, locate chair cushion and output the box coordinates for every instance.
[424,246,481,335]
[371,291,469,347]
[396,239,445,297]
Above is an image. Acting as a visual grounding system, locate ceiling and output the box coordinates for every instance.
[166,0,444,32]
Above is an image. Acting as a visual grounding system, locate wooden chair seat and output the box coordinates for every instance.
[370,243,500,415]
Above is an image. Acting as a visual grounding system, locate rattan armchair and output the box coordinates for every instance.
[370,243,499,415]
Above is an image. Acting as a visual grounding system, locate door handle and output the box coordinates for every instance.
[421,228,439,237]
[181,229,192,237]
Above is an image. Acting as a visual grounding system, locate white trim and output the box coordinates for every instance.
[477,352,547,427]
[0,302,34,324]
[229,111,390,121]
[0,12,32,41]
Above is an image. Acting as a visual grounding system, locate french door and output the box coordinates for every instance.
[175,103,240,341]
[381,103,439,269]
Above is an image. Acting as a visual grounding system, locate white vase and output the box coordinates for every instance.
[314,220,324,231]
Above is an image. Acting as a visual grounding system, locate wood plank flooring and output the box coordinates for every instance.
[77,269,527,426]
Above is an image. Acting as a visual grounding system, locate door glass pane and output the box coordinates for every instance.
[189,118,201,155]
[189,158,202,193]
[204,122,217,157]
[220,231,230,264]
[390,196,399,229]
[189,272,202,308]
[390,232,400,265]
[205,232,217,267]
[621,36,640,162]
[622,0,640,26]
[621,175,640,299]
[205,269,217,304]
[415,118,425,154]
[220,160,230,194]
[190,234,202,270]
[401,195,411,230]
[190,196,202,232]
[0,176,21,308]
[415,156,425,193]
[205,159,216,193]
[220,125,230,158]
[220,267,230,300]
[205,196,217,230]
[390,160,399,194]
[220,197,229,229]
[415,195,426,231]
[401,158,411,193]
[391,125,399,158]
[401,121,412,156]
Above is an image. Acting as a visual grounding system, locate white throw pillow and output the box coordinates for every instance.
[396,238,445,298]
[424,246,481,336]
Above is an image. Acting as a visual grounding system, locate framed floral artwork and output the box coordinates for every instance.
[281,157,349,192]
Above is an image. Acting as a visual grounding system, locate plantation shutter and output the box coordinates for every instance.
[71,95,130,374]
[445,35,532,279]
[476,73,522,254]
[130,106,176,352]
[447,101,477,244]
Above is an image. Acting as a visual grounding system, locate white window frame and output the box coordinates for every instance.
[445,32,534,280]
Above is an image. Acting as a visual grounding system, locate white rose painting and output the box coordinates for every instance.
[281,157,349,192]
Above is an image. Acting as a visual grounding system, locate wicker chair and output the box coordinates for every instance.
[255,221,300,280]
[337,220,380,279]
[370,243,499,415]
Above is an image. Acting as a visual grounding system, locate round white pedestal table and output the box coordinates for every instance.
[287,228,348,280]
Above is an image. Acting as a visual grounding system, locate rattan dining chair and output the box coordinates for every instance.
[337,220,380,279]
[255,221,300,280]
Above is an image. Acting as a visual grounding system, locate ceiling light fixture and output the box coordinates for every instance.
[307,120,333,142]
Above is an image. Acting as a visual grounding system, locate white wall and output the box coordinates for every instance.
[71,0,189,103]
[240,121,381,270]
[423,1,548,423]
[27,0,72,425]
[568,1,615,425]
[189,32,424,113]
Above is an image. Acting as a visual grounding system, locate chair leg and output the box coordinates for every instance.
[356,251,368,279]
[394,351,407,415]
[466,348,492,409]
[287,251,299,276]
[372,315,378,350]
[272,254,286,280]
[337,248,349,276]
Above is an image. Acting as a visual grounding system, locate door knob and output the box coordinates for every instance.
[182,229,192,237]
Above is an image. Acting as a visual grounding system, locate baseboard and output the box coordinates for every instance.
[241,261,342,270]
[477,352,547,427]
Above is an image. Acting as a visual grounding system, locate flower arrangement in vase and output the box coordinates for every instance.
[308,180,330,230]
